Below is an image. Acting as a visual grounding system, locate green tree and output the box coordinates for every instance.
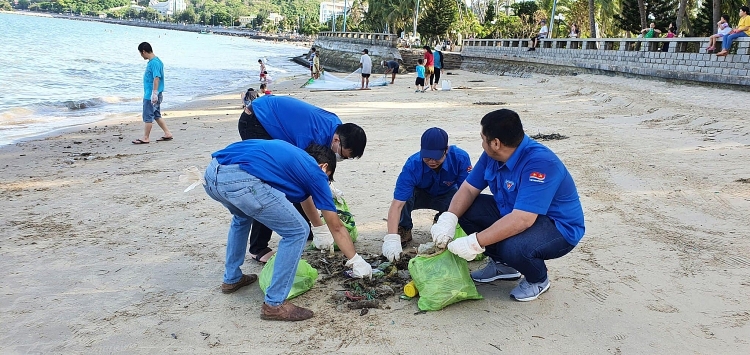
[649,0,677,31]
[511,1,539,21]
[0,0,12,10]
[484,2,496,25]
[176,7,198,23]
[17,0,30,9]
[418,0,458,43]
[615,0,643,34]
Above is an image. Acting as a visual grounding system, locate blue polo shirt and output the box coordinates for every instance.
[394,145,472,201]
[251,95,341,150]
[465,135,585,245]
[143,57,164,99]
[211,140,336,212]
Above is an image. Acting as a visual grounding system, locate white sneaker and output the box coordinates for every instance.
[510,277,550,302]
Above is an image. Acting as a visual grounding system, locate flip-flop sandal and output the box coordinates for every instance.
[156,136,173,141]
[132,139,149,144]
[250,247,274,263]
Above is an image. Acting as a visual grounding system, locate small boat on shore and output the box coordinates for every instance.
[200,29,213,35]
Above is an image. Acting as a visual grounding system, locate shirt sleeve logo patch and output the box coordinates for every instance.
[467,165,473,173]
[529,172,546,183]
[505,180,515,190]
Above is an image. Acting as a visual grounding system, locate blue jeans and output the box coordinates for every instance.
[203,158,309,306]
[399,189,456,230]
[722,31,748,51]
[459,194,575,283]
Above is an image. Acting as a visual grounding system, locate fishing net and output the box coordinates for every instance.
[302,70,389,91]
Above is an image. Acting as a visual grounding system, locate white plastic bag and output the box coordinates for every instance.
[441,80,452,91]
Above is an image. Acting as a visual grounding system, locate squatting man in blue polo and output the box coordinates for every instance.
[203,140,372,321]
[382,127,472,261]
[431,109,585,302]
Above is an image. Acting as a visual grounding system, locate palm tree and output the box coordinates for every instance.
[588,0,596,37]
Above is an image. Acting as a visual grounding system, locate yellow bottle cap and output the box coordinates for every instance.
[403,281,418,297]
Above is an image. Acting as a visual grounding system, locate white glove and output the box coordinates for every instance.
[345,253,372,279]
[150,91,159,105]
[431,212,458,248]
[329,183,344,200]
[381,234,402,262]
[448,233,485,261]
[311,225,334,252]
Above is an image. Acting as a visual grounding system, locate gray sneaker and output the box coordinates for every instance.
[510,277,550,302]
[470,259,522,282]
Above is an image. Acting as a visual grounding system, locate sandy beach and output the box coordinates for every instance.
[2,70,749,353]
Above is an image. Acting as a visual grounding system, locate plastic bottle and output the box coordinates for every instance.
[403,281,418,297]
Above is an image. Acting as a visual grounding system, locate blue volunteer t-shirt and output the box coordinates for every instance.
[211,139,336,212]
[143,57,165,99]
[433,51,443,69]
[465,135,585,245]
[394,145,472,201]
[416,65,425,79]
[251,95,341,150]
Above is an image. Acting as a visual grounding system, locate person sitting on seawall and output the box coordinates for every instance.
[707,14,732,52]
[569,24,580,38]
[528,20,548,51]
[661,22,676,52]
[203,140,372,321]
[381,128,472,262]
[641,22,662,38]
[431,109,585,302]
[236,95,367,263]
[716,6,750,57]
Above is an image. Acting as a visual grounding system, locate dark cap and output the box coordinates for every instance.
[362,48,369,54]
[420,127,448,160]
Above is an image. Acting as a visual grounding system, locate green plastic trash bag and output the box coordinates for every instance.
[408,250,483,311]
[322,194,358,250]
[453,225,485,261]
[259,255,318,300]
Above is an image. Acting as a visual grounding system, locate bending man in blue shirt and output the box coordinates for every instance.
[204,140,372,321]
[236,95,367,262]
[381,127,472,261]
[431,109,585,302]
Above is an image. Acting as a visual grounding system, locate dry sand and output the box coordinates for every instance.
[1,70,749,354]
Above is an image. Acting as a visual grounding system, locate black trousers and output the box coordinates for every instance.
[431,68,441,85]
[237,109,313,254]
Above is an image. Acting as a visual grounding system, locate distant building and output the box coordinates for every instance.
[268,12,284,25]
[149,0,186,16]
[319,1,345,23]
[238,15,255,27]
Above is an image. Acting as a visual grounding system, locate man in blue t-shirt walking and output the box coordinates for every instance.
[236,95,367,263]
[431,109,585,302]
[381,127,472,262]
[133,42,173,145]
[204,140,372,321]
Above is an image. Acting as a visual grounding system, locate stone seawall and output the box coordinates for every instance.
[461,38,750,87]
[313,32,403,73]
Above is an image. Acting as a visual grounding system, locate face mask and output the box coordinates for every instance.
[335,153,344,162]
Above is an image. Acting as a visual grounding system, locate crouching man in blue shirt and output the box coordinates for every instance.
[204,140,372,321]
[381,127,472,261]
[431,109,585,302]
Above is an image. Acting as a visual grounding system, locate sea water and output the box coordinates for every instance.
[0,13,309,146]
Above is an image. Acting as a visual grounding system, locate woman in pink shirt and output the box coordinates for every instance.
[422,46,435,90]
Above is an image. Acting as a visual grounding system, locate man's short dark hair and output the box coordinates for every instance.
[335,123,367,159]
[480,109,525,148]
[138,42,153,53]
[311,47,316,52]
[362,49,369,54]
[305,143,336,182]
[423,45,431,51]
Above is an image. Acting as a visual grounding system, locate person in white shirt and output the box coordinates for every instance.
[359,49,373,89]
[529,20,549,51]
[707,14,732,52]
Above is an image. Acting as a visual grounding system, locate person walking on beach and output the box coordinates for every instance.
[203,140,372,321]
[133,42,172,144]
[422,46,434,88]
[236,95,367,263]
[308,47,317,79]
[431,109,585,302]
[716,6,750,57]
[381,127,472,262]
[258,59,266,81]
[360,49,372,89]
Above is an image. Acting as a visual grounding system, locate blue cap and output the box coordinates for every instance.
[420,127,448,160]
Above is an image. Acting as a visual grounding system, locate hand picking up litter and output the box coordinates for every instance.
[381,234,402,262]
[447,233,485,261]
[431,212,458,248]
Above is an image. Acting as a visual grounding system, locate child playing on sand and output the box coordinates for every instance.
[240,88,259,108]
[415,59,426,93]
[259,83,271,95]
